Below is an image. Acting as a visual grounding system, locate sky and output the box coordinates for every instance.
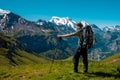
[0,0,120,28]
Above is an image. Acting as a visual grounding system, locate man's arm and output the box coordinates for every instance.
[57,31,78,38]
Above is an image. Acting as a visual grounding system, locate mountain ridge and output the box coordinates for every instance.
[0,8,120,60]
[0,8,10,15]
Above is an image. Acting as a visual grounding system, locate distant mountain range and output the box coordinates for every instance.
[0,8,120,60]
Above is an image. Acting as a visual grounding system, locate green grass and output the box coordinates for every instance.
[102,53,120,65]
[0,48,10,66]
[0,48,49,66]
[0,51,120,80]
[0,61,120,80]
[12,49,49,65]
[0,44,120,80]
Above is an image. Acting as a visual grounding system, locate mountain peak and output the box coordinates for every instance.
[49,16,77,30]
[49,16,76,24]
[0,8,11,15]
[103,25,120,32]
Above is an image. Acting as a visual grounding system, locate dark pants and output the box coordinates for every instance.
[73,47,88,72]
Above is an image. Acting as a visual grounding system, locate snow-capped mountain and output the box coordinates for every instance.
[90,24,103,34]
[0,8,45,35]
[103,26,115,32]
[49,16,77,30]
[0,8,10,15]
[103,25,120,32]
[0,8,120,60]
[0,8,23,31]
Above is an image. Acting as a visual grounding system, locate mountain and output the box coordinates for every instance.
[89,24,120,60]
[103,25,120,32]
[91,24,103,34]
[0,9,45,36]
[0,8,120,60]
[0,8,10,15]
[37,17,78,49]
[0,8,74,60]
[49,16,77,31]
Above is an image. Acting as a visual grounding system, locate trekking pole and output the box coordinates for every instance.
[49,37,62,73]
[49,48,57,73]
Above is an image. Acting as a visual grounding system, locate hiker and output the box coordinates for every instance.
[57,21,93,73]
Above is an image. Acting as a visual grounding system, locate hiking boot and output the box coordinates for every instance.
[83,65,88,73]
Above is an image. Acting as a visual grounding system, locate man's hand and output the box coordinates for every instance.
[57,35,62,40]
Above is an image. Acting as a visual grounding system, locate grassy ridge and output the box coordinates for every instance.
[11,49,49,65]
[102,53,120,63]
[0,48,10,66]
[0,33,50,66]
[0,48,49,66]
[0,52,120,80]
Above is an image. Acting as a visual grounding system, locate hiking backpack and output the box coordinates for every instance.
[82,25,94,49]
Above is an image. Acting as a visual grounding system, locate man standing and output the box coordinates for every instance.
[57,21,90,73]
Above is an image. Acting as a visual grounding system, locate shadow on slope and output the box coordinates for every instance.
[87,71,120,78]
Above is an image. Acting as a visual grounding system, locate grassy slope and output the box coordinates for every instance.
[103,53,120,65]
[0,48,49,66]
[0,51,120,80]
[0,48,10,66]
[0,33,50,66]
